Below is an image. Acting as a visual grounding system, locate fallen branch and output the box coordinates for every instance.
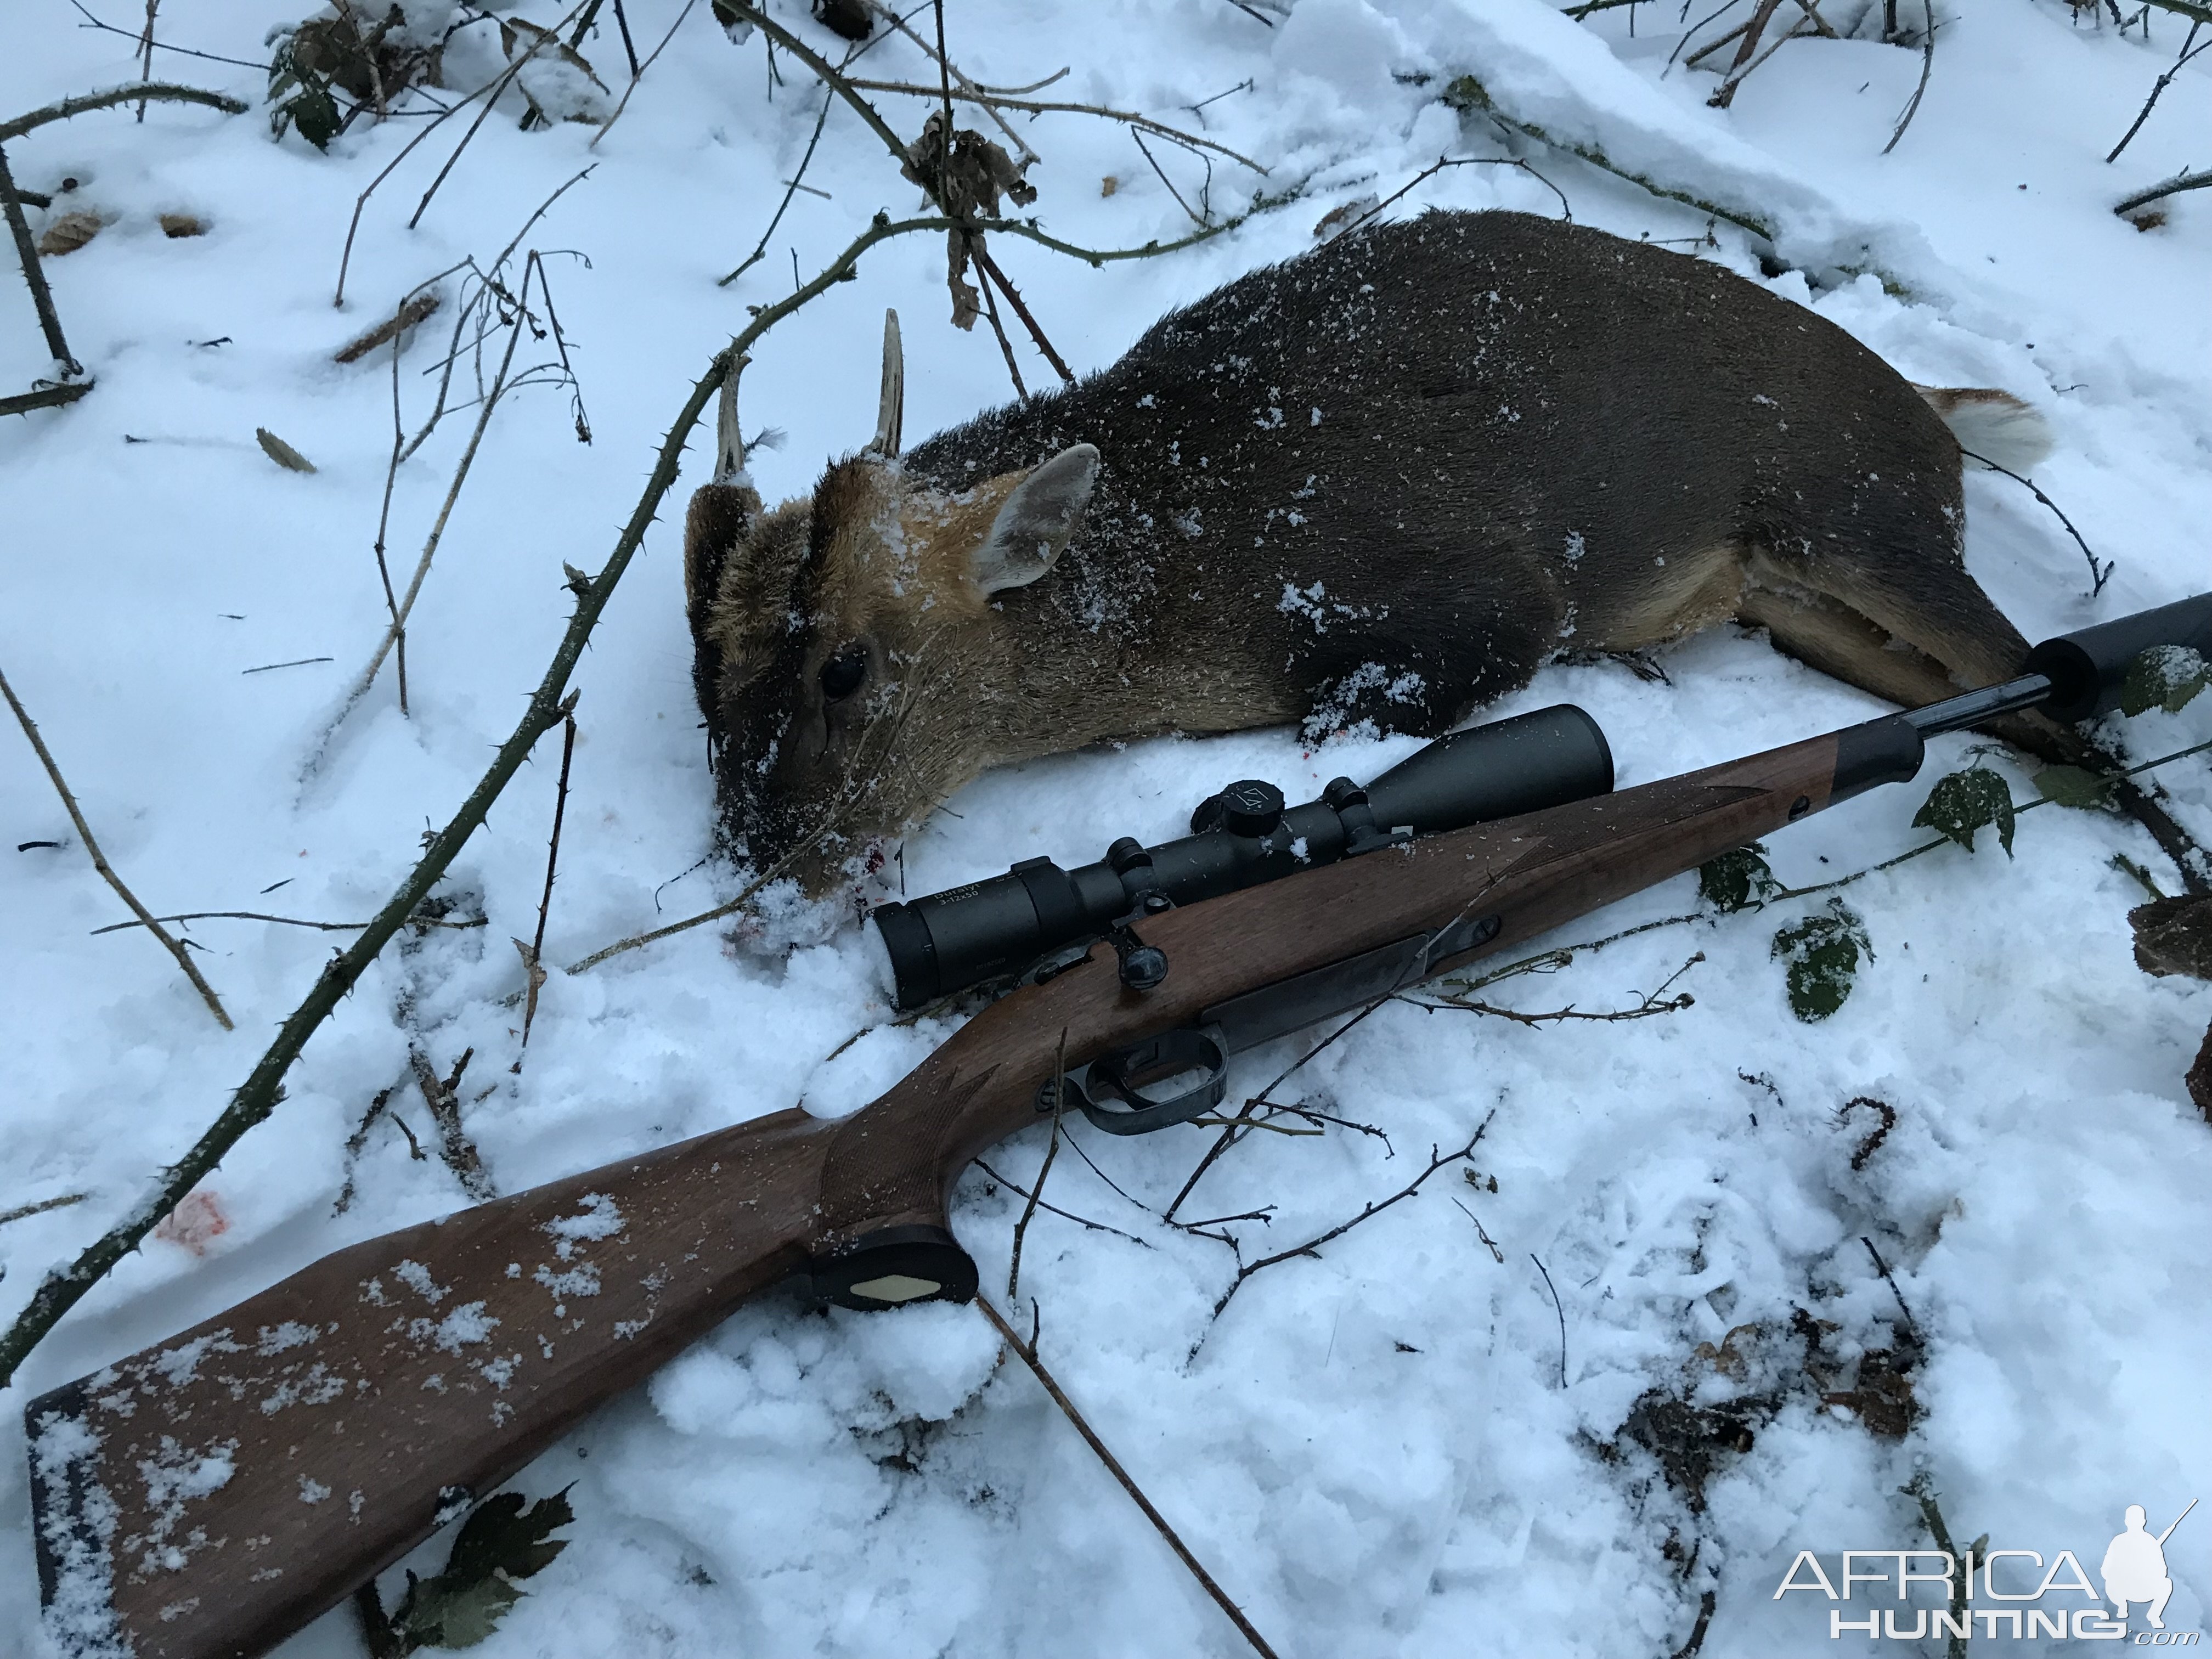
[1960,447,2111,596]
[590,0,697,148]
[89,909,484,936]
[2115,165,2212,218]
[0,1193,89,1229]
[840,76,1266,172]
[857,0,1041,166]
[976,1293,1283,1659]
[517,710,577,1050]
[1007,1035,1066,1302]
[0,80,245,142]
[970,1158,1150,1248]
[716,87,834,285]
[0,141,84,377]
[0,382,93,417]
[1,662,232,1030]
[1197,1118,1493,1350]
[411,1046,494,1199]
[1880,0,1936,155]
[1412,951,1702,1025]
[2107,19,2207,163]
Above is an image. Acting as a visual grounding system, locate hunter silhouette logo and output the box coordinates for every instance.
[1774,1498,2202,1643]
[2106,1502,2196,1630]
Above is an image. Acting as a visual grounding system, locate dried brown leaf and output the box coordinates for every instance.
[256,428,318,473]
[2130,895,2212,980]
[35,212,101,257]
[334,292,442,364]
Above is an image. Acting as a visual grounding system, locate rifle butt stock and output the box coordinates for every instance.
[24,719,1864,1659]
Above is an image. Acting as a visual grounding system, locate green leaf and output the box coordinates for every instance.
[1698,843,1780,913]
[1911,768,2015,857]
[286,83,342,151]
[2121,645,2210,718]
[388,1489,574,1651]
[444,1489,573,1586]
[409,1571,523,1649]
[1771,901,1872,1023]
[2033,764,2114,810]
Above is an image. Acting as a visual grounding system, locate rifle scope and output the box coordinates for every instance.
[870,704,1615,1010]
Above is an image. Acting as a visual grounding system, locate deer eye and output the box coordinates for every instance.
[819,647,868,702]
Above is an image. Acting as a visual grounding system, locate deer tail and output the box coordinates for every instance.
[1912,383,2055,474]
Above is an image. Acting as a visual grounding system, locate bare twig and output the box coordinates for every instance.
[64,1,269,71]
[858,0,1042,166]
[0,142,83,377]
[1413,952,1702,1025]
[332,5,584,306]
[842,76,1265,172]
[1341,154,1572,241]
[1881,0,1937,155]
[718,88,835,285]
[1861,1235,1921,1343]
[1199,1119,1493,1345]
[970,255,1030,399]
[134,0,159,119]
[0,1193,89,1229]
[972,1159,1150,1247]
[1959,447,2112,595]
[1452,1196,1505,1263]
[2107,20,2206,161]
[1,663,232,1030]
[1669,1589,1719,1659]
[518,711,578,1049]
[1164,1001,1390,1223]
[90,909,483,936]
[335,278,533,716]
[1531,1252,1567,1389]
[1706,0,1785,108]
[0,383,95,418]
[1008,1034,1064,1303]
[329,198,592,729]
[1132,128,1204,225]
[975,1294,1283,1659]
[968,242,1074,383]
[1445,910,1712,998]
[406,3,588,230]
[0,80,245,143]
[2115,165,2212,217]
[411,1047,495,1199]
[591,0,698,148]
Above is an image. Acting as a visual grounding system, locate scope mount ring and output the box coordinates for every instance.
[1042,1025,1229,1135]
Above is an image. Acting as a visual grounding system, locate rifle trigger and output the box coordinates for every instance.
[1041,1024,1228,1135]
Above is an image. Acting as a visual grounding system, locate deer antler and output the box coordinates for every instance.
[714,348,749,483]
[867,308,904,460]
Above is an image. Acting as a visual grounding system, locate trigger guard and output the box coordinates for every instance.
[1059,1026,1228,1136]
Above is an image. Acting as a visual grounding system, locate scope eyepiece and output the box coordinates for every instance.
[868,703,1614,1011]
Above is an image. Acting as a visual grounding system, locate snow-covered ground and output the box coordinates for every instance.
[4,0,2212,1653]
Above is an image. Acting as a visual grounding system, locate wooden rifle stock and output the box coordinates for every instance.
[25,712,1914,1658]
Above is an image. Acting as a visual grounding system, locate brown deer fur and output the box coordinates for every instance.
[684,209,2089,891]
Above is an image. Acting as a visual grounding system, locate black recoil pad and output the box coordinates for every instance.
[2022,592,2212,724]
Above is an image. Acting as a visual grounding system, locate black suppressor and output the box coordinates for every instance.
[870,704,1615,1010]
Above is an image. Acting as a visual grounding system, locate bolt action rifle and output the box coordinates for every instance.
[22,593,2212,1658]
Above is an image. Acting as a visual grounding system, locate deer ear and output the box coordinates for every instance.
[970,444,1099,596]
[684,479,762,637]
